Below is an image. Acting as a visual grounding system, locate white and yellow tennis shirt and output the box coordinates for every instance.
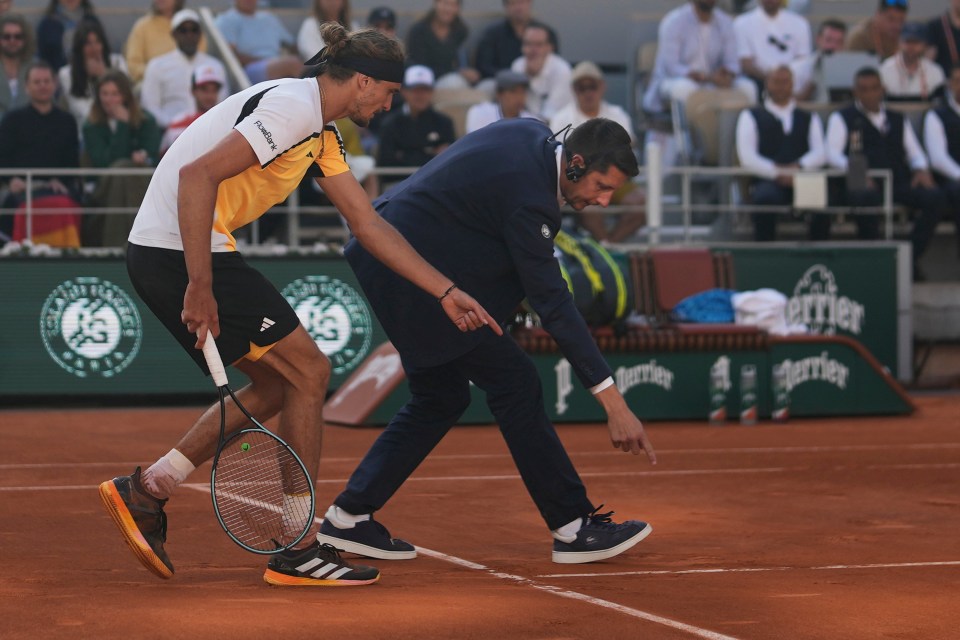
[129,77,350,252]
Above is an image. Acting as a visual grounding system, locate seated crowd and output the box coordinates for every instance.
[0,0,957,266]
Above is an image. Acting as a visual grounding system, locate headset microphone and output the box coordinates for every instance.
[549,124,585,182]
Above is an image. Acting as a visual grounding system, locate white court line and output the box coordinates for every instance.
[537,560,960,579]
[3,442,960,470]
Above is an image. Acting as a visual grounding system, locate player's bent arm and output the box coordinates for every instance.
[177,131,260,344]
[318,172,501,334]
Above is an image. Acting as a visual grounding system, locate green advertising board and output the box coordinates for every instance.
[723,243,909,381]
[0,256,387,399]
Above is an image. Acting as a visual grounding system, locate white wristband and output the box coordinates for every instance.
[589,376,615,395]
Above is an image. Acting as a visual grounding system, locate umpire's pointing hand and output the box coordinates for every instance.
[441,287,503,336]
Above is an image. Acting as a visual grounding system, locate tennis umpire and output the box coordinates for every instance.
[317,117,658,564]
[98,23,498,587]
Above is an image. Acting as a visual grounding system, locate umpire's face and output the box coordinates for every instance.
[561,161,628,211]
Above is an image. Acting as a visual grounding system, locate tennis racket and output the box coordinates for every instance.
[201,331,315,554]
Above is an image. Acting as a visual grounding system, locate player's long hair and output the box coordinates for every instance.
[566,118,640,179]
[88,69,146,128]
[305,22,404,81]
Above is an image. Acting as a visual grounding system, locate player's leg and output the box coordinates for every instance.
[460,333,652,564]
[315,361,472,559]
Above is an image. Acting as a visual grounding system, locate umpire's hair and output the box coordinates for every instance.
[303,22,405,81]
[565,118,640,179]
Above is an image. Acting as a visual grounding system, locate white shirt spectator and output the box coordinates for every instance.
[880,54,945,101]
[511,53,572,121]
[141,50,228,128]
[825,105,928,171]
[58,53,127,128]
[465,102,536,133]
[734,7,812,75]
[549,101,636,143]
[923,95,960,181]
[735,98,825,179]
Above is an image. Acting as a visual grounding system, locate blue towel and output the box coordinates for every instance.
[673,289,736,323]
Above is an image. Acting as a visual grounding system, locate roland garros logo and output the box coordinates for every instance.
[40,277,142,378]
[283,275,372,375]
[787,264,865,335]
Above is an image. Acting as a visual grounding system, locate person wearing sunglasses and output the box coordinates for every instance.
[141,9,228,128]
[0,13,32,118]
[846,0,908,60]
[125,0,208,85]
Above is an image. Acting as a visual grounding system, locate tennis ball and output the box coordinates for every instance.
[241,442,250,451]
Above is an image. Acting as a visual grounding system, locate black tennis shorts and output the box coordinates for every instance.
[127,243,300,374]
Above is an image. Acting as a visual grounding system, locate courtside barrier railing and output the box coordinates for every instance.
[0,165,895,248]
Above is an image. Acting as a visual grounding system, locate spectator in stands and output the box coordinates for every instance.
[216,0,301,83]
[735,65,826,241]
[36,0,101,71]
[125,0,207,85]
[643,0,756,114]
[0,0,11,15]
[734,0,811,92]
[551,61,646,243]
[926,0,960,76]
[298,0,351,61]
[825,67,946,273]
[59,19,126,128]
[475,0,557,83]
[82,69,160,246]
[0,61,80,245]
[923,65,960,252]
[846,0,907,60]
[465,68,533,133]
[880,22,945,102]
[407,0,479,89]
[791,18,846,102]
[366,6,397,39]
[0,13,32,118]
[376,65,455,186]
[159,63,225,156]
[511,23,571,121]
[141,9,227,129]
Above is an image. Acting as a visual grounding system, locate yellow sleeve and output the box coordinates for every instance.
[316,125,351,178]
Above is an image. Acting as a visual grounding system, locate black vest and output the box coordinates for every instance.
[751,106,811,165]
[934,106,960,165]
[839,106,910,183]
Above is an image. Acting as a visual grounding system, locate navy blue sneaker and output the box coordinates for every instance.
[315,508,416,560]
[552,506,652,564]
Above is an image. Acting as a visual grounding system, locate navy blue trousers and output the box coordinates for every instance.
[333,333,595,530]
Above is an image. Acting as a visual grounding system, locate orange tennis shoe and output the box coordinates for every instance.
[264,542,380,586]
[98,467,174,579]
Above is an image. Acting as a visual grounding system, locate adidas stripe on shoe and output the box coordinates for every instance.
[264,542,380,586]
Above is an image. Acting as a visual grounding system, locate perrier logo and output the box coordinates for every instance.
[40,277,142,378]
[283,275,372,375]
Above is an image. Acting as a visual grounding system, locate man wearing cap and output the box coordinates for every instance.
[880,22,945,101]
[99,24,496,587]
[159,64,226,157]
[367,6,397,39]
[141,9,228,129]
[465,69,534,133]
[376,65,456,186]
[550,62,646,243]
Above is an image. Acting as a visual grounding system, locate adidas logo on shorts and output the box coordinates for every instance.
[260,317,275,332]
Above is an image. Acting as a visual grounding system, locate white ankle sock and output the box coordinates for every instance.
[142,449,195,500]
[551,517,583,543]
[324,505,371,529]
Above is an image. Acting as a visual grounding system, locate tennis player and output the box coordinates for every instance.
[98,23,498,586]
[316,118,657,565]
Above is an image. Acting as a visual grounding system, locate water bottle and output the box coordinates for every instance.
[771,363,790,423]
[739,364,757,425]
[709,366,727,425]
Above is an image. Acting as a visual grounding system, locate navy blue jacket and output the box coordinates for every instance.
[344,118,612,388]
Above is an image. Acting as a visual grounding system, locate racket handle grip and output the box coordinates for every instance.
[201,330,229,387]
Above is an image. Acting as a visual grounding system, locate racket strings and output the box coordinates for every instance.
[212,430,313,552]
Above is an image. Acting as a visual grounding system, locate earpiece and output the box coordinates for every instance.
[564,149,586,182]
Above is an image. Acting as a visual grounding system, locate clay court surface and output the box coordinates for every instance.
[1,394,958,639]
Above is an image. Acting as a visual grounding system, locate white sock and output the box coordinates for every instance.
[323,505,371,529]
[551,517,583,543]
[141,449,196,500]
